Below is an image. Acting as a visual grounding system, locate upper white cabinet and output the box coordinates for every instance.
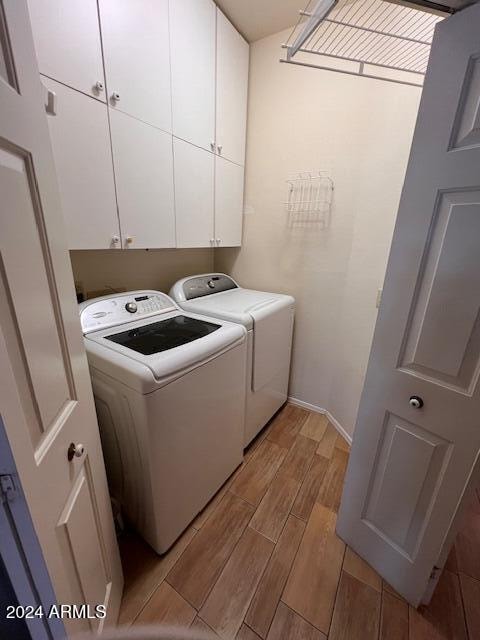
[42,76,120,250]
[29,1,248,250]
[170,0,216,152]
[174,138,214,248]
[109,109,176,249]
[215,157,244,247]
[216,10,249,167]
[98,0,172,132]
[27,0,106,101]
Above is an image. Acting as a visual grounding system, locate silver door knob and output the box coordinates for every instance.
[409,396,424,409]
[68,443,85,461]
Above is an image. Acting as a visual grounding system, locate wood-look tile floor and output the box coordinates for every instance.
[118,404,480,640]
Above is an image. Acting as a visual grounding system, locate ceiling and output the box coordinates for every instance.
[215,0,303,42]
[215,0,471,43]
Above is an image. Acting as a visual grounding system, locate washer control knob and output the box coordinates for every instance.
[125,302,138,313]
[207,280,216,289]
[409,395,424,409]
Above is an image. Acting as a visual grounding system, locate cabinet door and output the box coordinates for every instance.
[42,76,119,250]
[109,110,175,249]
[215,157,244,247]
[216,10,249,167]
[98,0,171,133]
[174,138,214,248]
[170,0,216,152]
[27,0,105,101]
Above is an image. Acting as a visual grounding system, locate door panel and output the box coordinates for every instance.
[337,2,480,606]
[363,414,451,558]
[450,54,480,150]
[41,76,120,250]
[0,2,122,632]
[215,157,244,247]
[174,137,214,248]
[399,190,480,391]
[170,0,216,151]
[27,0,105,101]
[216,9,249,166]
[110,109,175,249]
[57,465,110,633]
[99,0,171,132]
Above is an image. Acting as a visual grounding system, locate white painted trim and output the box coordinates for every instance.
[288,395,353,445]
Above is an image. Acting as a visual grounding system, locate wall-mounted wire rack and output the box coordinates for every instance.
[281,0,447,87]
[286,171,334,227]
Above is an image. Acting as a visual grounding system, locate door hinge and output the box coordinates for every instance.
[0,474,18,503]
[429,565,441,582]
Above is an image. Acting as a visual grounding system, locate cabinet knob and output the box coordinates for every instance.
[94,80,104,93]
[111,91,120,103]
[216,238,221,246]
[209,238,215,246]
[67,442,85,461]
[217,145,223,155]
[125,235,134,247]
[210,141,216,152]
[111,235,120,246]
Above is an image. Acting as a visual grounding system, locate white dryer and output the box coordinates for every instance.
[79,290,247,554]
[170,275,295,446]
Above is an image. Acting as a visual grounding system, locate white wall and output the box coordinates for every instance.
[215,27,422,437]
[70,248,214,298]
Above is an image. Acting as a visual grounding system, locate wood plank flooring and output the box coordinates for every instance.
[118,403,480,639]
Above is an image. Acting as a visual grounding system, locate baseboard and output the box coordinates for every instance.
[288,395,353,445]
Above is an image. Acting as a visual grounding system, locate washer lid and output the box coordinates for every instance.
[84,310,246,393]
[103,315,220,355]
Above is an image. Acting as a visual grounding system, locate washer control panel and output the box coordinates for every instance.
[80,291,176,334]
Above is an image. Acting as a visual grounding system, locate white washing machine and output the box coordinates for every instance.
[79,290,247,554]
[170,275,295,446]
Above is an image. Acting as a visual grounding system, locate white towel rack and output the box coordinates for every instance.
[286,171,334,227]
[281,0,447,87]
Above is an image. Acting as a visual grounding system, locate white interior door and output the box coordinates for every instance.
[109,108,176,249]
[41,76,120,250]
[99,0,172,133]
[337,2,480,607]
[27,0,105,101]
[0,1,123,635]
[170,0,216,152]
[215,156,244,247]
[174,137,215,248]
[216,9,249,167]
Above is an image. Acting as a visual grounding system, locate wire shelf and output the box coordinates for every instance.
[282,0,446,87]
[286,171,334,227]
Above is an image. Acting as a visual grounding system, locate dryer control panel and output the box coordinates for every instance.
[172,274,238,301]
[79,291,177,334]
